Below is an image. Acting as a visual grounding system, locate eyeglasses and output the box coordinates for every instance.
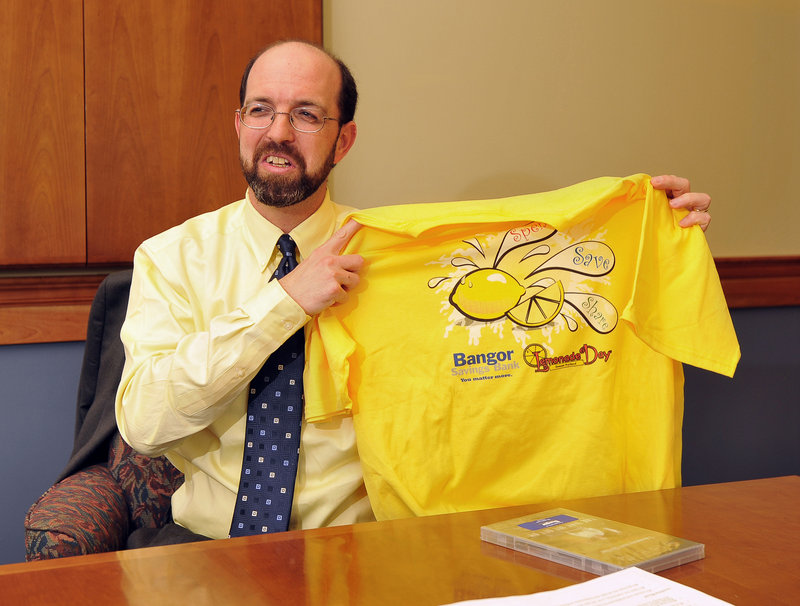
[236,103,340,133]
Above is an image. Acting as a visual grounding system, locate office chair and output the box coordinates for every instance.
[24,270,183,560]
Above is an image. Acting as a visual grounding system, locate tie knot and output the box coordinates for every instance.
[273,234,298,278]
[277,234,297,258]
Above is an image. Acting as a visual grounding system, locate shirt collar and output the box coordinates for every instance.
[243,189,340,272]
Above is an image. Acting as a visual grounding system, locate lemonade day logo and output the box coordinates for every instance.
[427,221,620,340]
[522,343,613,373]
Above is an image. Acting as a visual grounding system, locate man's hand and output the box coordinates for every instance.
[279,219,364,315]
[651,175,712,232]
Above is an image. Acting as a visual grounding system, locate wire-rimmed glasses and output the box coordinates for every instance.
[236,103,340,133]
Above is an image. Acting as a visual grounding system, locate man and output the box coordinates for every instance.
[115,40,712,545]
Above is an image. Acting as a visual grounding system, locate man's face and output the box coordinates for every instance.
[236,43,352,209]
[240,127,338,208]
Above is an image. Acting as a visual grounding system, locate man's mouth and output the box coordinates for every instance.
[265,155,291,168]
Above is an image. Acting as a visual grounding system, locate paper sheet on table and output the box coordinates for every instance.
[445,567,732,605]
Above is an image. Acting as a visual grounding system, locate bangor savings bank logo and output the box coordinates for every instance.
[428,222,619,335]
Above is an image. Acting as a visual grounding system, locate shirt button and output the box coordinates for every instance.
[283,321,293,330]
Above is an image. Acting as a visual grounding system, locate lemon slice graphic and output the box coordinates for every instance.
[507,280,565,327]
[523,344,547,367]
[449,268,526,321]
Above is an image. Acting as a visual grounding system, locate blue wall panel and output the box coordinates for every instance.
[0,341,83,565]
[683,306,800,485]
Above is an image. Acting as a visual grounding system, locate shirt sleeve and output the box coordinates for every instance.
[115,246,308,456]
[621,183,740,377]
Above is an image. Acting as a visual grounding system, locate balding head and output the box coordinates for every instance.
[239,40,358,124]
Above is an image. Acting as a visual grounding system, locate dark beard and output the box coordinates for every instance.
[242,141,337,208]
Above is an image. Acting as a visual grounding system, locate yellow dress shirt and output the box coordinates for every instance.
[115,191,374,539]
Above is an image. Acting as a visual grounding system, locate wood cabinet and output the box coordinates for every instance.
[0,1,86,265]
[83,0,322,262]
[0,0,321,343]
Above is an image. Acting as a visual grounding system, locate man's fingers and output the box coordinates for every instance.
[337,253,364,273]
[320,219,361,255]
[334,267,361,296]
[668,191,711,212]
[672,192,712,232]
[652,175,713,233]
[679,210,711,232]
[651,174,691,198]
[331,255,364,296]
[278,221,364,315]
[315,262,362,308]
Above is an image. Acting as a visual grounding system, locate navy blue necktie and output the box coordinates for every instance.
[229,234,304,536]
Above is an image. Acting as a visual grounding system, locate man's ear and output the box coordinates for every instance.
[234,111,242,139]
[334,121,357,164]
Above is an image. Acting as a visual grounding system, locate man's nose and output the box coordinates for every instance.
[267,112,296,143]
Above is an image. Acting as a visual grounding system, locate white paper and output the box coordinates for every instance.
[445,567,732,606]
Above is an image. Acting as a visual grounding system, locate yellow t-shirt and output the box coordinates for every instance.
[305,174,739,520]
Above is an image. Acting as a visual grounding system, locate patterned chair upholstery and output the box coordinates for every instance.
[23,270,184,561]
[24,433,183,560]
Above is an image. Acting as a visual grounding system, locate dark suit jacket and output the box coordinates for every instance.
[58,270,132,481]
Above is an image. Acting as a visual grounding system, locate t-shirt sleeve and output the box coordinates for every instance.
[621,183,740,377]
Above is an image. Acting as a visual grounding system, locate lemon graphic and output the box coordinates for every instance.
[449,268,526,321]
[507,280,565,327]
[523,344,547,367]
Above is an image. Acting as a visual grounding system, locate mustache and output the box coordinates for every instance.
[253,141,305,169]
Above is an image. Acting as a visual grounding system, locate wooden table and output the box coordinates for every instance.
[2,476,798,605]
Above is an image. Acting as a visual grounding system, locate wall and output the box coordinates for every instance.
[0,342,81,565]
[324,0,800,257]
[682,307,799,485]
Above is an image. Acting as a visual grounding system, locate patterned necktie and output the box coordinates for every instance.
[229,234,304,537]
